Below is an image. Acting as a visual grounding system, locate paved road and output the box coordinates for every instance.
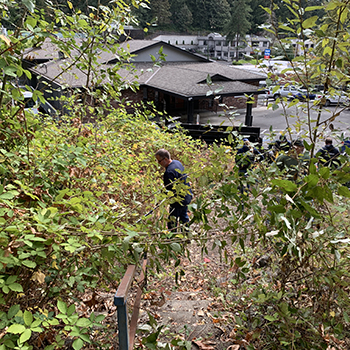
[199,97,350,147]
[250,98,350,137]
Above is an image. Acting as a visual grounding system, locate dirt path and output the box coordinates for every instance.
[135,237,245,350]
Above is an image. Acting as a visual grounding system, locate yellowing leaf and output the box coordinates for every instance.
[0,35,11,46]
[326,1,338,10]
[322,38,329,48]
[330,311,335,317]
[323,47,332,56]
[302,16,318,29]
[67,0,73,9]
[32,271,46,284]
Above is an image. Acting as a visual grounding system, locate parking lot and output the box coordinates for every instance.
[195,97,350,148]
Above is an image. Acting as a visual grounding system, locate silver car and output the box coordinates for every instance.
[315,90,349,106]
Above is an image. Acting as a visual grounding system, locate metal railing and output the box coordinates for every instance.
[114,257,147,350]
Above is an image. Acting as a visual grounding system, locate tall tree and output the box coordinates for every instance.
[208,0,231,32]
[186,0,230,32]
[249,0,269,34]
[151,0,172,26]
[170,0,193,32]
[224,0,252,61]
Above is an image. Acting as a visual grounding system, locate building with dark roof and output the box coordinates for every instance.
[26,39,266,122]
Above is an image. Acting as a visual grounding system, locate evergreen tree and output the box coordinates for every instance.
[186,0,210,31]
[208,0,230,32]
[134,0,171,31]
[224,0,252,61]
[152,0,172,26]
[186,0,230,32]
[249,0,269,34]
[169,0,193,32]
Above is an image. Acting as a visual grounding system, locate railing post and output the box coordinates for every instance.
[116,302,129,350]
[114,265,136,350]
[113,257,147,350]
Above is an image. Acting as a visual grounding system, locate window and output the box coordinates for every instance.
[183,40,185,44]
[263,42,268,47]
[25,98,35,109]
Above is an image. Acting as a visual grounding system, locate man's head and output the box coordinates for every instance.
[292,139,304,155]
[325,137,333,145]
[243,138,250,146]
[279,135,287,142]
[155,149,172,168]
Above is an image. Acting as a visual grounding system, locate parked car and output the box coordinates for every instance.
[265,85,315,101]
[292,89,316,101]
[315,91,349,106]
[264,85,281,100]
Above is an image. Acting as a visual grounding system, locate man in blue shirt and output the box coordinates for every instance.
[155,149,192,230]
[316,137,340,169]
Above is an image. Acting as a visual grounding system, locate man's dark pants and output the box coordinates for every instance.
[167,202,189,230]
